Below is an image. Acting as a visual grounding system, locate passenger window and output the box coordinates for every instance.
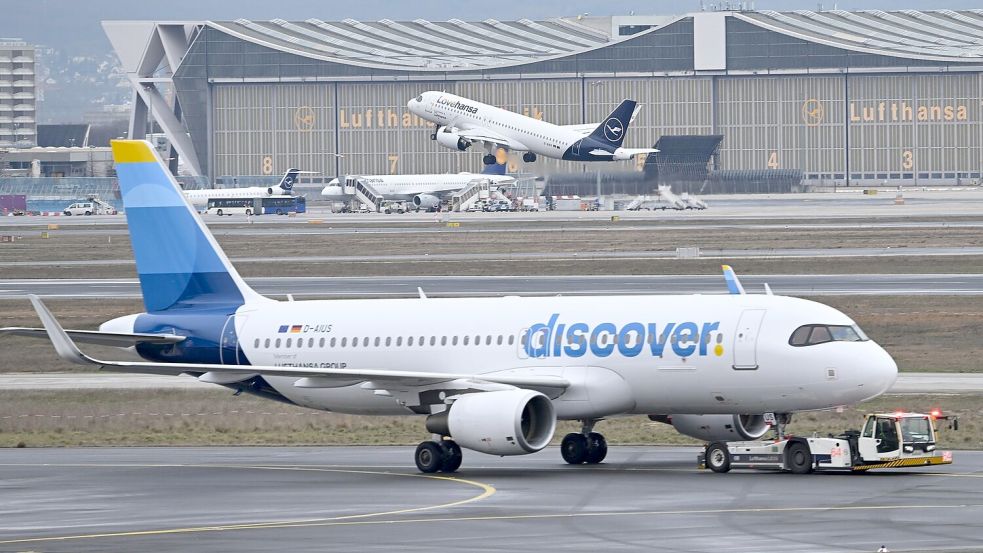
[264,338,270,348]
[341,337,347,347]
[253,339,260,348]
[308,338,314,348]
[430,336,436,346]
[396,337,402,346]
[440,336,447,346]
[286,338,292,347]
[485,335,492,345]
[463,335,470,345]
[385,337,392,347]
[497,335,503,345]
[374,337,381,347]
[353,337,359,347]
[275,338,281,348]
[408,336,414,346]
[508,335,515,346]
[330,337,337,347]
[319,337,325,347]
[452,336,459,346]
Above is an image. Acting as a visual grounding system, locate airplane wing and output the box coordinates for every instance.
[0,326,185,347]
[25,295,569,391]
[456,126,528,151]
[587,148,659,158]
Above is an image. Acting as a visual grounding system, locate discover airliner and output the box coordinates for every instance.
[407,91,659,165]
[183,169,301,209]
[9,141,897,473]
[321,173,515,210]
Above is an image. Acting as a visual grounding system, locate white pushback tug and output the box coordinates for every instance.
[699,410,957,474]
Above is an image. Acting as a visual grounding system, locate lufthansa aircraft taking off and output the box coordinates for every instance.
[183,169,301,209]
[11,141,897,473]
[407,91,658,165]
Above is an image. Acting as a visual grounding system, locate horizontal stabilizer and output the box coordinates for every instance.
[0,327,185,347]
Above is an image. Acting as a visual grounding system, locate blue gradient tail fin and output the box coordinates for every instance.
[588,100,637,149]
[277,169,300,192]
[111,140,266,312]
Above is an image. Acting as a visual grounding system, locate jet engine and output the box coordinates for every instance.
[426,389,556,455]
[266,187,275,195]
[435,128,471,151]
[652,414,771,441]
[412,194,440,210]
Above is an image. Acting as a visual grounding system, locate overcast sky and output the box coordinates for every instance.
[6,0,982,55]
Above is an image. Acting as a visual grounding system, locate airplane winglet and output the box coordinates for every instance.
[764,283,774,296]
[417,287,428,299]
[27,294,99,366]
[722,265,746,295]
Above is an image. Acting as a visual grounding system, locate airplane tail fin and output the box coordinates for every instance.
[588,100,637,149]
[111,140,267,312]
[277,168,301,192]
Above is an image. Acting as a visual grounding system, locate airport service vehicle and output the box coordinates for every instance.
[63,198,116,216]
[699,411,956,474]
[8,141,899,474]
[408,91,658,164]
[184,169,302,210]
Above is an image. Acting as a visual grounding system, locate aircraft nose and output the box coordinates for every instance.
[866,344,899,397]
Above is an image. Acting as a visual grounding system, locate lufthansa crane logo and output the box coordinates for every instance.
[801,99,824,127]
[294,106,315,131]
[603,117,624,142]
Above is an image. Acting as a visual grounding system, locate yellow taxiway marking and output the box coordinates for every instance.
[0,463,495,545]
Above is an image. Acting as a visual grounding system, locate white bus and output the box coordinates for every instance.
[205,197,257,216]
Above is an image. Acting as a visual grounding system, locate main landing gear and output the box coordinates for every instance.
[415,438,463,473]
[522,152,537,163]
[561,420,607,465]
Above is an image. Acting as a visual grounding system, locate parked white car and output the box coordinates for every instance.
[63,202,95,216]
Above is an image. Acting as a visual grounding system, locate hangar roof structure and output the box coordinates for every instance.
[104,9,983,177]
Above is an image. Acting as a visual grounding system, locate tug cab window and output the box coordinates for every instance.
[789,324,868,346]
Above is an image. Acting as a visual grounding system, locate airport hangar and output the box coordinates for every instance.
[104,9,983,192]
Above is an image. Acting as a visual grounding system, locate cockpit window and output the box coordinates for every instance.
[789,324,869,346]
[416,95,423,102]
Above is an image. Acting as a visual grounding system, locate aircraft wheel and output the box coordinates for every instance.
[415,441,444,473]
[522,152,537,163]
[705,442,731,473]
[439,440,463,473]
[561,433,589,465]
[482,154,496,165]
[787,441,814,474]
[585,432,607,464]
[216,209,223,216]
[245,209,252,216]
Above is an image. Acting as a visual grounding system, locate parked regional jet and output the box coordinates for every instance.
[183,169,301,209]
[321,173,515,210]
[407,91,658,165]
[9,140,897,473]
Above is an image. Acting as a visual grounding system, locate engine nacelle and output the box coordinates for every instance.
[656,414,771,442]
[321,185,345,198]
[435,129,471,151]
[426,390,556,455]
[412,194,440,210]
[267,187,274,195]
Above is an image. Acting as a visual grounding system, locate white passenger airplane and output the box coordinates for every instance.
[407,91,658,165]
[321,173,515,210]
[9,140,897,473]
[183,169,301,209]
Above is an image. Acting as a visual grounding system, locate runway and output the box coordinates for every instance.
[0,446,980,552]
[3,273,983,298]
[5,245,983,268]
[2,372,980,394]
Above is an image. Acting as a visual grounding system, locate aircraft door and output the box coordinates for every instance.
[220,314,247,365]
[732,309,766,370]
